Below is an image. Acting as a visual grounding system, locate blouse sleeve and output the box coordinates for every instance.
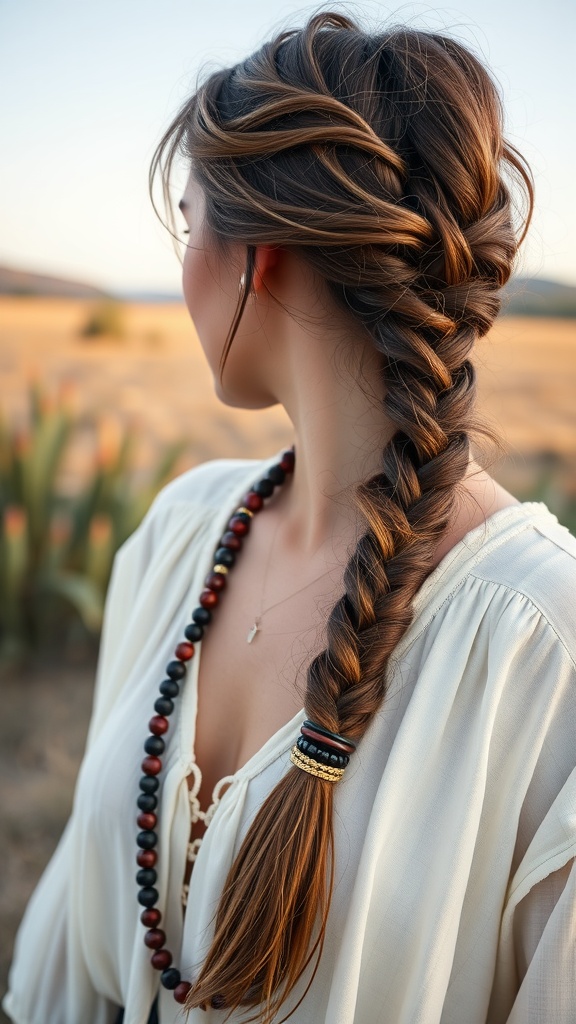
[488,744,576,1024]
[505,856,576,1021]
[1,498,169,1024]
[2,459,252,1023]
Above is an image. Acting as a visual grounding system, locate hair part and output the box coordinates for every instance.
[150,9,533,1022]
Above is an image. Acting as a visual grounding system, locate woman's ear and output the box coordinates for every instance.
[253,244,281,293]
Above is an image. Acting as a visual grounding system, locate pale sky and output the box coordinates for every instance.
[1,0,575,293]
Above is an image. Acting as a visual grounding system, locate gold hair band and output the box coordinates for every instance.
[289,745,345,782]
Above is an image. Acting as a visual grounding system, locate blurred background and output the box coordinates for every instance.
[1,0,575,1014]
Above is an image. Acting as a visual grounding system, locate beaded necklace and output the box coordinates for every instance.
[133,445,356,1012]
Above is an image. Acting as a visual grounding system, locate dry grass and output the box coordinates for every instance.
[0,298,575,1017]
[1,297,574,491]
[0,297,294,493]
[473,315,576,485]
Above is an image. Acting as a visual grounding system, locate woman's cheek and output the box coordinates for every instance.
[182,246,224,365]
[181,244,205,322]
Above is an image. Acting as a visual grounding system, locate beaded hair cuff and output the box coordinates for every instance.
[290,719,357,782]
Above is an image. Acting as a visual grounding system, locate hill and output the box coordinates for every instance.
[502,277,576,318]
[0,265,107,300]
[1,263,575,316]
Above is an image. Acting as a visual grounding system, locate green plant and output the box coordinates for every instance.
[0,374,189,668]
[514,453,576,536]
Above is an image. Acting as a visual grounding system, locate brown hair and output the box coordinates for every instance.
[150,9,533,1021]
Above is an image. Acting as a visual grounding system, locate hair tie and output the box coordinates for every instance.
[290,719,356,782]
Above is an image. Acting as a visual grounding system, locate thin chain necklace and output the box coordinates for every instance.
[246,514,334,643]
[134,446,297,1010]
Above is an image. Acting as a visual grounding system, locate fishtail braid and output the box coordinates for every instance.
[150,10,533,1022]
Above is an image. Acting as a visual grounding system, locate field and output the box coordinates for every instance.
[1,297,575,491]
[1,297,575,1018]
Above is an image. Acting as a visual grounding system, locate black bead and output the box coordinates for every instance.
[166,660,186,680]
[213,547,235,567]
[233,511,251,524]
[192,606,212,625]
[137,886,159,908]
[253,479,274,498]
[144,735,165,756]
[296,734,349,768]
[139,775,159,794]
[184,623,204,643]
[137,830,158,850]
[159,678,180,698]
[154,696,174,716]
[267,465,286,485]
[136,868,157,887]
[137,793,157,812]
[161,968,182,990]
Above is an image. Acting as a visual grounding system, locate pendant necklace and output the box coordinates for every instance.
[134,447,299,1007]
[133,444,357,1012]
[246,515,334,643]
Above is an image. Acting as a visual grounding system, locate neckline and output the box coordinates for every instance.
[181,451,555,785]
[181,448,298,784]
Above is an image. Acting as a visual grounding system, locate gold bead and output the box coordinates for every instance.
[289,745,345,782]
[236,506,254,518]
[212,564,229,575]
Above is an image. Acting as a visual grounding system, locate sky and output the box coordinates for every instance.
[1,0,575,294]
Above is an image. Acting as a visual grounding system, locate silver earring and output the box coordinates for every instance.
[239,271,256,298]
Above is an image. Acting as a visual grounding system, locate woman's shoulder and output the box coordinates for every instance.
[122,450,283,548]
[147,452,277,515]
[467,502,576,666]
[107,453,279,583]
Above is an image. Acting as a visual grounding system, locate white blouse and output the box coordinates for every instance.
[3,449,576,1024]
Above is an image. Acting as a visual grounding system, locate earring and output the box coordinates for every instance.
[238,272,256,298]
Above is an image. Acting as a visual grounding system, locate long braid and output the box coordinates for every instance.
[149,11,533,1022]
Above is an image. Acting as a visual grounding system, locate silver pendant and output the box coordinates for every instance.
[246,619,260,643]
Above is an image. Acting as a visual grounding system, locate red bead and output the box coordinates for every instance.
[280,450,295,472]
[137,812,157,830]
[137,849,157,869]
[174,981,193,1004]
[228,516,249,536]
[220,531,242,551]
[151,949,172,970]
[205,571,226,591]
[243,491,264,512]
[140,907,161,927]
[149,715,169,736]
[144,928,166,949]
[142,755,162,776]
[199,588,218,609]
[175,641,194,661]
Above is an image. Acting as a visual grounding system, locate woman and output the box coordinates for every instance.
[4,10,576,1024]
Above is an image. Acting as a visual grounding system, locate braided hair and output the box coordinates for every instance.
[150,11,533,1021]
